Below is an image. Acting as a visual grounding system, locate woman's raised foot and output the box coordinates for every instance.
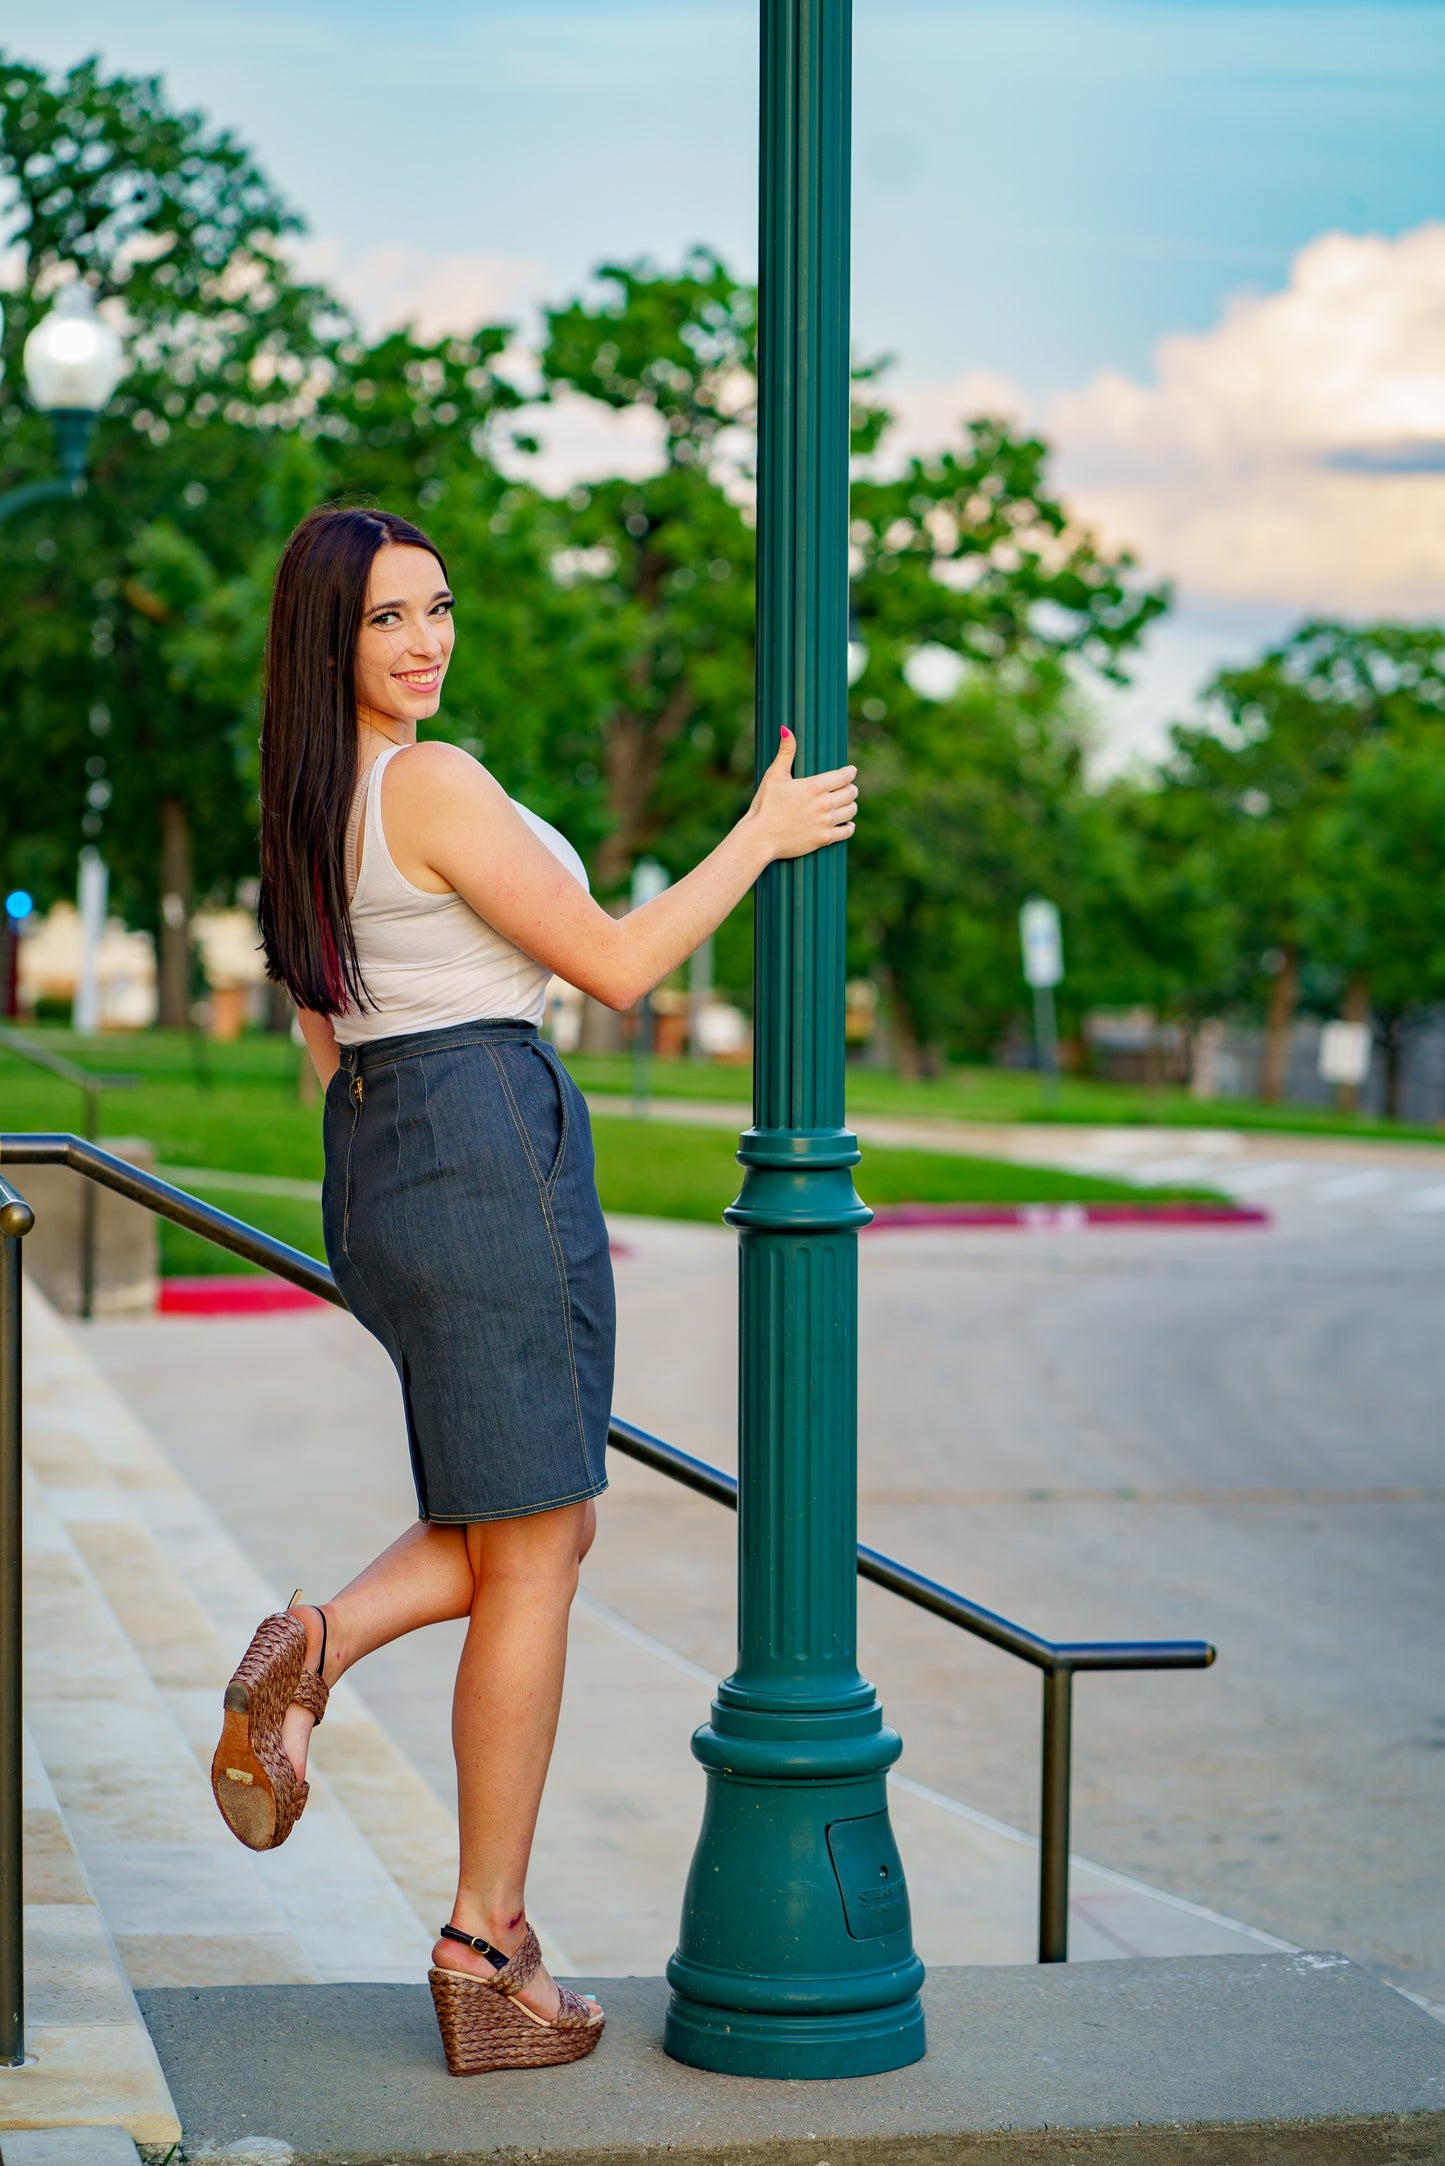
[280,1597,333,1786]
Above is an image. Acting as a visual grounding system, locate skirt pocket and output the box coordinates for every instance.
[486,1041,569,1197]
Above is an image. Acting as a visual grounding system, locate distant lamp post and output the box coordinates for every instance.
[0,283,125,520]
[72,850,109,1037]
[0,284,126,1038]
[2,894,32,1023]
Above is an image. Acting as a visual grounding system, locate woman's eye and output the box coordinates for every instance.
[432,599,454,617]
[370,610,399,628]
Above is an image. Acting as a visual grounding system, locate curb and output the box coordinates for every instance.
[159,1239,640,1315]
[863,1200,1269,1233]
[157,1276,327,1315]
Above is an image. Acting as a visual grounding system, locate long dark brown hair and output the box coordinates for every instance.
[257,505,448,1015]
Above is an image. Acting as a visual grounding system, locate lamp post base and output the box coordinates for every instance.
[664,1988,926,2081]
[664,1721,927,2078]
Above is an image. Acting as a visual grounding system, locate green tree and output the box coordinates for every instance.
[1078,768,1238,1083]
[845,416,1169,1069]
[1308,720,1445,1116]
[0,52,595,1028]
[314,325,614,854]
[1162,622,1445,1100]
[539,251,760,910]
[0,50,340,1019]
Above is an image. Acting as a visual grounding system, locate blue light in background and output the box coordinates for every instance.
[5,892,33,922]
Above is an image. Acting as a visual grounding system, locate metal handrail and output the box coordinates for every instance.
[605,1413,1214,1968]
[0,1031,138,1319]
[0,1133,1215,2065]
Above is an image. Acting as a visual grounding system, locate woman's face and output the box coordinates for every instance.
[353,543,455,727]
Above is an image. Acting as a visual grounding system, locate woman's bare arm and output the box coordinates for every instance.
[378,728,857,1011]
[296,1007,340,1088]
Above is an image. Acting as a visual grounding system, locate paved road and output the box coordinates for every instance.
[88,1135,1445,2008]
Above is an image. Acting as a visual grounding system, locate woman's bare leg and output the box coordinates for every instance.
[276,1496,597,2021]
[431,1498,596,2022]
[280,1520,477,1781]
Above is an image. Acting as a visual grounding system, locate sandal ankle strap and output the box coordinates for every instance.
[439,1923,541,1994]
[439,1924,510,1971]
[285,1598,329,1727]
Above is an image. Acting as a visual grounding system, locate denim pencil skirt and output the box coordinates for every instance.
[322,1018,613,1524]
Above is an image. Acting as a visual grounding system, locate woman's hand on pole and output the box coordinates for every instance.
[745,727,858,863]
[377,738,863,1013]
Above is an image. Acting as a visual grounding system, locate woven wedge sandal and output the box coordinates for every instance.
[210,1594,330,1852]
[429,1923,605,2075]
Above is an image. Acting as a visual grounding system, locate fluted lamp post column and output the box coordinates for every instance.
[664,0,925,2080]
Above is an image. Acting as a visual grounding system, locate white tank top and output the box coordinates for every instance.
[333,742,588,1046]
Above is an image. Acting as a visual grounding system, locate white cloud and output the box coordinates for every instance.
[297,221,1445,649]
[874,367,1028,463]
[294,239,544,343]
[887,225,1445,623]
[498,386,669,495]
[1050,223,1445,616]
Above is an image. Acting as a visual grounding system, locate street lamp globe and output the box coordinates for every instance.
[22,285,125,482]
[23,284,125,411]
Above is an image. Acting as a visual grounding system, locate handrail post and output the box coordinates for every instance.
[1038,1663,1074,1963]
[0,1175,35,2064]
[80,1083,99,1323]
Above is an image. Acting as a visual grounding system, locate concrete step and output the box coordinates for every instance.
[20,1278,572,1983]
[1,2129,143,2165]
[2,1729,178,2151]
[139,1954,1445,2164]
[11,1280,567,2146]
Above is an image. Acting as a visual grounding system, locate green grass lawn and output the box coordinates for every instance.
[1,1027,1222,1274]
[571,1050,1445,1143]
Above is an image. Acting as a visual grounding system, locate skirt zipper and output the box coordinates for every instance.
[342,1070,363,1249]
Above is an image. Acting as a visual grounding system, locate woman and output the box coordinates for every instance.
[209,504,858,2075]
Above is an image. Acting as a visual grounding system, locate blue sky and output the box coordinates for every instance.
[15,3,1444,391]
[12,3,1445,753]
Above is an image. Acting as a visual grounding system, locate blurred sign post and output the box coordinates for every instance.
[1319,1018,1371,1113]
[1020,896,1063,1109]
[630,857,670,1116]
[687,933,714,1063]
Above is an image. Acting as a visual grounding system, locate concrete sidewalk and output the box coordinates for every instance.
[20,1276,1279,1985]
[11,1203,1445,2152]
[139,1956,1445,2164]
[84,1203,1445,2003]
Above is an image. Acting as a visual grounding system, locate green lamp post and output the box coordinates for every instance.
[0,284,124,521]
[663,0,926,2080]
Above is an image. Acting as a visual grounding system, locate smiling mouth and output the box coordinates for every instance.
[395,666,441,690]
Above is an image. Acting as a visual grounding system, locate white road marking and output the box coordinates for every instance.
[1311,1170,1395,1202]
[1131,1159,1211,1184]
[1220,1163,1304,1193]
